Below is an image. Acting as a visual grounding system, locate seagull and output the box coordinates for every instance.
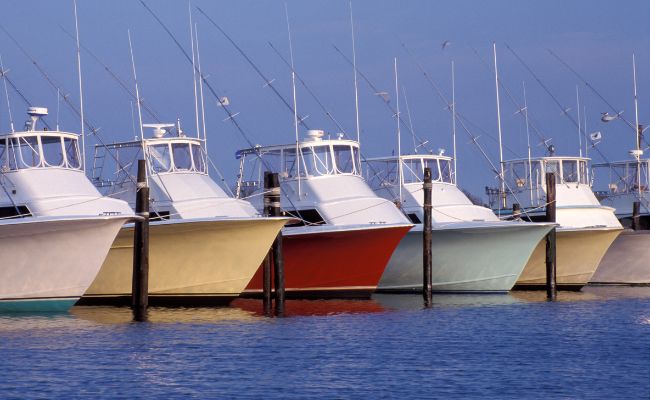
[375,91,390,102]
[441,40,451,50]
[601,111,623,122]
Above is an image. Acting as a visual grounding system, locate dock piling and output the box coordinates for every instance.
[269,172,285,316]
[262,172,273,316]
[545,172,557,301]
[632,201,641,231]
[512,203,521,220]
[423,167,433,308]
[132,159,150,321]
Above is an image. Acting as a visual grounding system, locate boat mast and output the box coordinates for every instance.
[493,42,506,208]
[195,23,207,143]
[73,0,86,171]
[188,1,200,139]
[451,60,457,185]
[349,0,360,143]
[0,55,14,132]
[633,52,641,195]
[394,57,403,206]
[285,3,301,198]
[522,81,533,204]
[576,86,583,158]
[128,30,145,154]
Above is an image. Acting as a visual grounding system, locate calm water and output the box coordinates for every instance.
[1,287,649,399]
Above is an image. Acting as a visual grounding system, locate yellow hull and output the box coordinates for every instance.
[515,228,622,290]
[81,218,286,305]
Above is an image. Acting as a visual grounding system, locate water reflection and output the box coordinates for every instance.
[230,298,386,317]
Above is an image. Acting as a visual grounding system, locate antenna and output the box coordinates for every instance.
[451,60,457,184]
[584,105,588,158]
[633,52,641,194]
[1,55,14,132]
[195,23,207,143]
[522,81,533,204]
[394,57,403,206]
[128,29,145,141]
[56,88,60,130]
[130,100,137,139]
[493,42,506,208]
[401,85,416,153]
[188,1,200,139]
[285,3,301,197]
[576,86,582,157]
[73,0,86,170]
[349,0,360,143]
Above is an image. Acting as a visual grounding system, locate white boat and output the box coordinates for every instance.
[366,154,552,293]
[591,157,650,284]
[0,107,132,311]
[492,156,623,290]
[235,129,413,298]
[84,123,287,305]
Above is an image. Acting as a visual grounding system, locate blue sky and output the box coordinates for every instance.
[1,0,649,199]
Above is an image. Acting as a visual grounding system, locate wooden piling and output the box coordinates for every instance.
[632,201,641,231]
[512,203,521,220]
[545,172,557,300]
[423,167,433,308]
[269,172,285,315]
[132,159,150,321]
[262,172,273,316]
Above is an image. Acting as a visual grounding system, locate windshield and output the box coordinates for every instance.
[191,144,206,173]
[333,145,356,174]
[8,137,40,169]
[149,144,171,173]
[562,160,578,183]
[172,143,192,171]
[64,137,81,169]
[41,136,64,167]
[302,145,334,176]
[402,158,423,184]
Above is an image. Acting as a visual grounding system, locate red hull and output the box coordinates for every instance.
[244,225,411,298]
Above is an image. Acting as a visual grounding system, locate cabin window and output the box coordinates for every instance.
[8,137,40,169]
[149,144,172,173]
[0,205,31,218]
[545,160,560,177]
[41,136,65,167]
[0,140,5,169]
[283,148,298,178]
[407,213,421,224]
[579,161,588,184]
[333,145,355,174]
[301,145,333,176]
[64,138,81,169]
[562,160,578,183]
[191,144,206,173]
[284,208,326,227]
[172,143,192,171]
[402,158,423,183]
[439,159,452,183]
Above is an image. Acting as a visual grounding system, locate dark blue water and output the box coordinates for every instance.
[1,287,649,399]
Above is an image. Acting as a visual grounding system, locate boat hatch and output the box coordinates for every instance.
[0,205,31,219]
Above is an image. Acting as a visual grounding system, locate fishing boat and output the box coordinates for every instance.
[491,156,623,290]
[591,157,650,285]
[235,129,413,298]
[0,107,132,311]
[366,154,552,292]
[83,123,287,305]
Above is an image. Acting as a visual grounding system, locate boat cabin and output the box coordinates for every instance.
[592,158,650,222]
[0,107,131,218]
[93,123,257,219]
[235,129,408,226]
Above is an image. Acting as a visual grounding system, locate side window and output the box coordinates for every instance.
[149,144,172,173]
[64,138,81,169]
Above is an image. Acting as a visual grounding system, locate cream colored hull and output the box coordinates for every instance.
[515,228,622,290]
[82,218,286,305]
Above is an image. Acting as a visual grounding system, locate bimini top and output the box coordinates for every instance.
[236,129,361,178]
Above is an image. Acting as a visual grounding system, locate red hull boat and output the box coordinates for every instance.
[243,224,411,298]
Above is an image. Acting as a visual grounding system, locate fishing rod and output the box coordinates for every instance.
[331,44,430,153]
[470,46,553,154]
[194,5,310,130]
[506,44,650,211]
[547,48,648,148]
[59,25,162,123]
[268,41,347,135]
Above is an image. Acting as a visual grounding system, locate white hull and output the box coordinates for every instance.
[378,222,552,292]
[591,229,650,285]
[0,216,129,312]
